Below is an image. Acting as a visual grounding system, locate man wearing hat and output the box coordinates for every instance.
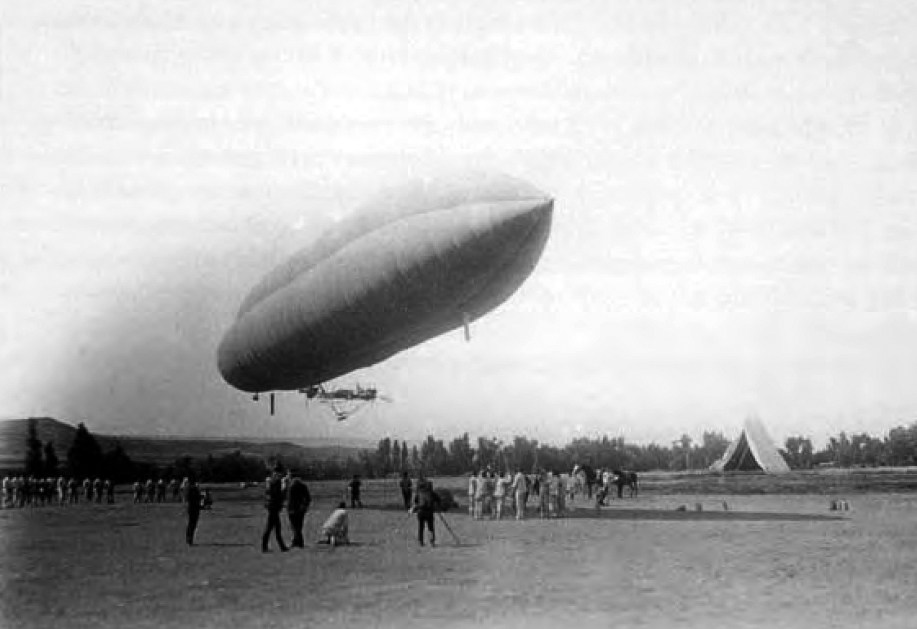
[262,464,289,552]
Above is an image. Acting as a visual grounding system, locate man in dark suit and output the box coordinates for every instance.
[286,473,311,549]
[262,465,289,552]
[185,477,202,546]
[412,475,441,547]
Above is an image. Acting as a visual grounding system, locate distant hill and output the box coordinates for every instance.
[0,417,370,472]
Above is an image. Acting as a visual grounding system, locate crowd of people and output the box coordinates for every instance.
[5,464,637,551]
[465,465,638,520]
[466,469,571,520]
[2,475,116,507]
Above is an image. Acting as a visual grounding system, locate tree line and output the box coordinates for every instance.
[357,422,917,477]
[16,418,917,484]
[17,420,364,484]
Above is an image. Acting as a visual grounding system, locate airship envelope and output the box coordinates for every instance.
[217,171,554,393]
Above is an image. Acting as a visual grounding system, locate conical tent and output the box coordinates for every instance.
[710,417,790,473]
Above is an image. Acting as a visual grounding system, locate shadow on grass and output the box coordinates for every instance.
[311,541,377,550]
[359,503,844,522]
[563,507,845,522]
[370,504,465,514]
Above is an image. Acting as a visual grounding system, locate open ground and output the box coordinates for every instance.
[3,474,917,629]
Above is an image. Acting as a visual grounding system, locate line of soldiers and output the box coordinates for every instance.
[131,478,189,504]
[1,476,116,507]
[467,469,573,520]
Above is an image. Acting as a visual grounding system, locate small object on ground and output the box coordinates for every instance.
[694,503,703,512]
[675,505,687,512]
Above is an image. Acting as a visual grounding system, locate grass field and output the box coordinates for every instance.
[3,475,917,629]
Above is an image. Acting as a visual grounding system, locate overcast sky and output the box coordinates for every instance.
[2,1,916,448]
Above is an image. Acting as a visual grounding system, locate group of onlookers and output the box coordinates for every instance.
[467,468,573,520]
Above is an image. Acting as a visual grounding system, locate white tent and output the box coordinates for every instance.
[710,416,790,473]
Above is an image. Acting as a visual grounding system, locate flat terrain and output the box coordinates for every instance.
[3,476,917,629]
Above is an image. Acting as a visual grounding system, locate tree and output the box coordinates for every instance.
[43,441,59,477]
[376,438,392,475]
[448,433,475,473]
[783,436,814,470]
[669,434,693,471]
[884,423,917,467]
[410,445,420,471]
[67,423,103,479]
[25,419,44,477]
[699,431,730,468]
[506,435,538,473]
[102,444,136,483]
[475,436,501,471]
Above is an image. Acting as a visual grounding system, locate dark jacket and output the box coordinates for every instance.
[265,476,284,512]
[413,481,441,514]
[287,479,311,514]
[186,485,201,513]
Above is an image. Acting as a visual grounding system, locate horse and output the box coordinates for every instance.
[611,470,638,498]
[571,464,597,502]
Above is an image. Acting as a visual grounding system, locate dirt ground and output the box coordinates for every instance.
[2,478,917,629]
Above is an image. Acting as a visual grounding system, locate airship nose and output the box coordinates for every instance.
[471,194,554,240]
[490,195,554,248]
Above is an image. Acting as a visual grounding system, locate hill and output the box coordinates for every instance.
[0,417,369,472]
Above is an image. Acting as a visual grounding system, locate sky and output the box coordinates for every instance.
[2,0,916,449]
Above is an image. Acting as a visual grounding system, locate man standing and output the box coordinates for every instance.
[473,470,486,519]
[493,472,509,520]
[286,473,311,549]
[467,471,478,518]
[399,471,413,510]
[185,477,202,546]
[512,469,528,520]
[262,465,289,552]
[412,476,440,547]
[348,475,363,508]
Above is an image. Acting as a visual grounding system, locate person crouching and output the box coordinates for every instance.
[319,502,349,547]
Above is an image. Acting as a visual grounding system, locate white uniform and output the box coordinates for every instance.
[321,508,349,543]
[467,475,478,517]
[493,475,509,519]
